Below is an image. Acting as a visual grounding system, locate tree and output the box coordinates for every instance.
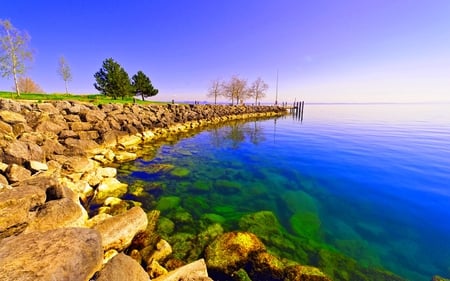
[222,76,248,105]
[17,76,43,93]
[0,19,33,97]
[207,79,222,104]
[249,77,268,105]
[94,58,132,99]
[131,70,158,101]
[57,55,72,94]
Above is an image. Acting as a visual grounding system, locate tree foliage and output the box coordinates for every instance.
[249,77,269,104]
[17,76,43,93]
[0,19,33,97]
[207,79,222,104]
[131,70,158,101]
[94,58,133,99]
[57,55,72,94]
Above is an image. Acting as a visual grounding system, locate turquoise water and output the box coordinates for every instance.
[117,103,450,280]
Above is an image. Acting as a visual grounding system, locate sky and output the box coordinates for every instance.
[1,0,449,103]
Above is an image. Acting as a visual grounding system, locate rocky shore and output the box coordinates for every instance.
[2,98,440,281]
[0,99,326,281]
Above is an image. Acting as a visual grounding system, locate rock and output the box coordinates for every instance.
[96,167,117,178]
[93,206,148,251]
[28,160,49,172]
[24,198,87,233]
[35,119,68,134]
[214,179,242,194]
[96,253,150,281]
[205,231,266,275]
[62,156,95,173]
[147,239,173,264]
[5,164,32,183]
[115,151,138,162]
[0,182,46,238]
[284,265,332,281]
[0,227,102,281]
[118,134,143,147]
[70,121,93,131]
[0,120,13,137]
[147,260,169,279]
[0,110,26,124]
[81,109,106,122]
[0,174,8,186]
[152,259,213,281]
[3,140,44,165]
[95,177,128,203]
[156,196,181,212]
[170,167,190,177]
[248,251,285,280]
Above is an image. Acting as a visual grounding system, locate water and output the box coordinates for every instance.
[117,103,450,280]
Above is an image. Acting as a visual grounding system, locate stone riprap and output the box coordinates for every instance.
[0,99,294,281]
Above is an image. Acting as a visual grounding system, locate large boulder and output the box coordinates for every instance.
[93,206,148,251]
[24,197,87,233]
[94,177,128,204]
[0,182,46,238]
[0,227,103,281]
[96,253,150,281]
[284,265,332,281]
[205,231,266,275]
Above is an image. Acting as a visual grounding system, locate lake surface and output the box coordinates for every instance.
[117,103,450,280]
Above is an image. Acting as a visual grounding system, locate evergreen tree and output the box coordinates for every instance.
[131,70,158,101]
[94,58,132,99]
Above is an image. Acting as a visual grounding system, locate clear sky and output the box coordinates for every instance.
[1,1,449,103]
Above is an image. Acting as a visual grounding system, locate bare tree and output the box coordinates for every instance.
[249,77,269,105]
[57,55,72,94]
[222,76,248,105]
[0,19,33,97]
[207,79,222,104]
[16,76,43,93]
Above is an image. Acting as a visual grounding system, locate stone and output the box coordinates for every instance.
[24,198,88,233]
[0,182,46,238]
[95,177,128,203]
[81,109,106,122]
[70,121,93,131]
[5,164,32,183]
[97,253,150,281]
[147,239,173,264]
[28,160,49,172]
[205,232,266,275]
[64,138,102,156]
[118,134,143,147]
[284,265,332,281]
[432,276,450,281]
[96,167,117,178]
[78,130,100,140]
[41,138,66,155]
[0,174,8,186]
[147,260,169,279]
[0,120,13,137]
[0,110,26,124]
[62,156,95,173]
[36,102,60,114]
[35,120,68,135]
[93,206,148,251]
[247,251,285,280]
[152,259,213,281]
[0,227,102,281]
[115,151,138,162]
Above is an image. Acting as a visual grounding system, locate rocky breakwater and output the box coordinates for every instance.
[0,98,295,281]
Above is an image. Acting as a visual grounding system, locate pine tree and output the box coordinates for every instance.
[131,71,158,101]
[93,58,132,99]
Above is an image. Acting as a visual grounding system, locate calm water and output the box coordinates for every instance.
[117,103,450,280]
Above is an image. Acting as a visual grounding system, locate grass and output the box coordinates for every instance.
[0,91,167,105]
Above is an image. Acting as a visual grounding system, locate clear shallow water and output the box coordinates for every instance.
[117,103,450,280]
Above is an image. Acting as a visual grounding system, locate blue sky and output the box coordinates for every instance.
[1,1,449,103]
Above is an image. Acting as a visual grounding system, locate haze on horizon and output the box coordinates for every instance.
[1,1,449,103]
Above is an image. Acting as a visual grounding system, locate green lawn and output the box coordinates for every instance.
[0,91,166,105]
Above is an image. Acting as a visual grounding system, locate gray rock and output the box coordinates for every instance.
[96,253,150,281]
[0,227,102,281]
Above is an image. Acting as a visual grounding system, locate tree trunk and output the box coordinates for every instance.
[64,80,68,94]
[141,93,145,101]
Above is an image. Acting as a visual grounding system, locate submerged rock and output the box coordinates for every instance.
[205,231,265,275]
[152,259,212,281]
[284,265,332,281]
[170,167,190,177]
